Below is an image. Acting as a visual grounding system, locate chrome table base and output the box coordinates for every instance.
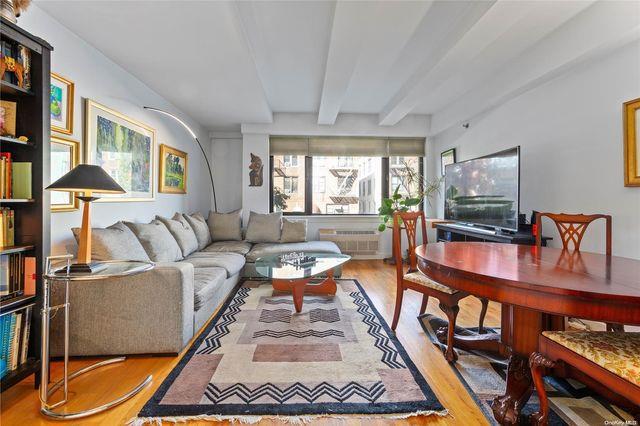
[40,256,153,420]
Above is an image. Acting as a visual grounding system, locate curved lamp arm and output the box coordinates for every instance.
[143,106,217,212]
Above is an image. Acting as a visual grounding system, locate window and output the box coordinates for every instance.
[313,156,382,214]
[313,176,326,193]
[272,155,305,213]
[269,136,425,215]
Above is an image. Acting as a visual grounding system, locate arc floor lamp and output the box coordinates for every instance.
[143,106,218,212]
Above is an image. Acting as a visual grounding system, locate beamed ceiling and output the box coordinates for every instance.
[37,1,640,133]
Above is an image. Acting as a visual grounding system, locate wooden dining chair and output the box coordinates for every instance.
[529,332,640,425]
[390,211,489,362]
[535,212,622,332]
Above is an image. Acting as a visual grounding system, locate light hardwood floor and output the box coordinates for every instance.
[0,260,501,425]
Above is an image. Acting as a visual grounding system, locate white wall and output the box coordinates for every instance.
[429,40,640,259]
[210,132,243,213]
[20,6,213,255]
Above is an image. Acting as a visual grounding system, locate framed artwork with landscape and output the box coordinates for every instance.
[441,148,456,175]
[159,144,187,194]
[624,97,640,186]
[85,99,155,201]
[50,73,74,134]
[50,135,79,212]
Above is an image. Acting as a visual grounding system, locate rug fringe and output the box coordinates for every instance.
[127,409,449,425]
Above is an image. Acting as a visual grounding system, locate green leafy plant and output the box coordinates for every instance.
[377,162,443,232]
[273,186,290,211]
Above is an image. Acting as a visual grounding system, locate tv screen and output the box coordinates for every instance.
[444,147,519,231]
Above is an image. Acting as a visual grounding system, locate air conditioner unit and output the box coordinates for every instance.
[318,228,380,258]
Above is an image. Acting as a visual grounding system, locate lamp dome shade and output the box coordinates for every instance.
[46,164,125,194]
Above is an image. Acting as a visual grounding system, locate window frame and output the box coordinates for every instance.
[270,155,424,216]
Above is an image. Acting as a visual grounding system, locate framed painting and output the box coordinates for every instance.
[50,135,79,212]
[624,98,640,186]
[50,73,74,135]
[441,148,456,176]
[159,144,187,194]
[85,99,155,201]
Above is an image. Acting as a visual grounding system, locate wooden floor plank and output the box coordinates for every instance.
[0,260,499,425]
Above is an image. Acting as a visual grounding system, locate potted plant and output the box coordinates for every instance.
[378,161,443,263]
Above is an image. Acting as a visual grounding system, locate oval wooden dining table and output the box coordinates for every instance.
[415,242,640,426]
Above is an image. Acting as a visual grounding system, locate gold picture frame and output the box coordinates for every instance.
[624,98,640,187]
[159,144,188,194]
[50,73,74,135]
[85,99,155,202]
[50,135,80,212]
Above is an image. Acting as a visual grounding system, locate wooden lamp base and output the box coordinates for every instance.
[72,193,107,274]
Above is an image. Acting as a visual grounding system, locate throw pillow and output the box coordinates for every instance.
[208,209,242,241]
[245,211,282,243]
[71,221,150,262]
[280,218,307,243]
[124,220,183,262]
[155,214,199,257]
[184,212,211,250]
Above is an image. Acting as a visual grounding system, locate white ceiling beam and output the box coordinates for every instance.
[429,1,640,136]
[317,1,381,125]
[229,1,274,123]
[377,0,497,126]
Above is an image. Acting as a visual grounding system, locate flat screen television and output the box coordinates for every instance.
[444,147,520,232]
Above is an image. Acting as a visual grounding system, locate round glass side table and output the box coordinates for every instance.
[40,255,155,420]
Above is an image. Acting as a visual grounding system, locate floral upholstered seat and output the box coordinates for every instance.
[542,331,640,386]
[403,272,458,294]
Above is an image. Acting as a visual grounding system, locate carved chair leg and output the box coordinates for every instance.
[391,286,405,331]
[439,302,460,363]
[419,294,429,316]
[529,352,556,426]
[606,323,624,332]
[478,297,489,334]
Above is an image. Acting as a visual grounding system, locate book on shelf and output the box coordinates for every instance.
[11,162,31,199]
[23,256,35,296]
[0,207,15,247]
[0,152,11,198]
[0,306,33,379]
[0,252,24,300]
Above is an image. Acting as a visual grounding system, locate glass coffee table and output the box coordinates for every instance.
[255,252,351,313]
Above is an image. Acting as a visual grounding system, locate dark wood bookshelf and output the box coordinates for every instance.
[0,244,35,255]
[0,135,34,147]
[1,17,52,392]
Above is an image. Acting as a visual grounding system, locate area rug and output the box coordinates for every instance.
[419,314,634,426]
[131,280,446,424]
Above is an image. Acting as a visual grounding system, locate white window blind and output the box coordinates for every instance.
[269,136,425,157]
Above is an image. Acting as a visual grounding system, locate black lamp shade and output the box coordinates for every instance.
[46,164,125,194]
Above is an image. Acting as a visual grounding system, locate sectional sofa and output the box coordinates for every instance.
[50,211,341,357]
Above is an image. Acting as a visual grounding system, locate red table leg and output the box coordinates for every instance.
[272,270,337,313]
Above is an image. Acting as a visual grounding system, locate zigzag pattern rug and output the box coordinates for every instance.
[135,279,445,423]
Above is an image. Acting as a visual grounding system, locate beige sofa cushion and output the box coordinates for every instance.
[245,211,282,243]
[155,214,199,257]
[246,241,341,263]
[183,212,211,250]
[182,252,245,277]
[125,220,183,262]
[280,218,307,243]
[194,267,227,311]
[203,240,253,255]
[71,221,150,262]
[208,209,242,241]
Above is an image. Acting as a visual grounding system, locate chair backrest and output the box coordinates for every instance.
[392,211,428,280]
[535,212,612,255]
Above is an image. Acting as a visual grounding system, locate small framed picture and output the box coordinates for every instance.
[441,148,456,176]
[51,73,74,135]
[624,98,640,186]
[159,144,188,194]
[50,135,80,212]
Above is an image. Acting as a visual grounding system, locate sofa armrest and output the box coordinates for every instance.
[50,262,195,356]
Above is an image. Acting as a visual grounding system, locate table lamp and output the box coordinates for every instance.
[46,164,125,273]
